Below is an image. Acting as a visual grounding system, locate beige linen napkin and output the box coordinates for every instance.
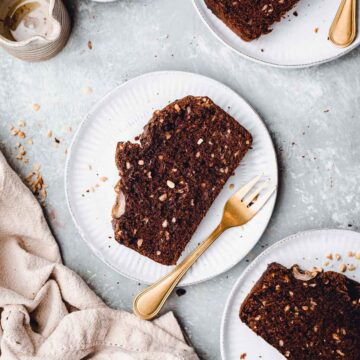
[0,151,198,360]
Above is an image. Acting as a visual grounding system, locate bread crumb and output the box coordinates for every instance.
[347,264,356,271]
[10,127,19,136]
[32,103,40,112]
[25,168,47,202]
[83,87,93,95]
[33,163,41,171]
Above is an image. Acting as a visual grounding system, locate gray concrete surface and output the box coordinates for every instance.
[1,0,360,358]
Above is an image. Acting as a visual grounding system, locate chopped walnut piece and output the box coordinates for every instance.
[336,349,345,357]
[339,264,347,273]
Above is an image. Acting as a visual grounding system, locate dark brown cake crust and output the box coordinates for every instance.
[240,263,360,359]
[205,0,300,42]
[112,96,252,265]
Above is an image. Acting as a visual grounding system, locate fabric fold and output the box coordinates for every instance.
[0,152,198,360]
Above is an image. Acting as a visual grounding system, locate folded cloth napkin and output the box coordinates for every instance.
[0,151,198,360]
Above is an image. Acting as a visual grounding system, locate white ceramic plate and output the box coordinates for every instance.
[221,229,360,359]
[193,0,360,68]
[65,71,277,285]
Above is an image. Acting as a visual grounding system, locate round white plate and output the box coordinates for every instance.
[221,229,360,359]
[193,0,360,68]
[65,71,277,285]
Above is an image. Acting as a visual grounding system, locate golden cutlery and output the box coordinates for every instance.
[133,175,276,320]
[329,0,357,47]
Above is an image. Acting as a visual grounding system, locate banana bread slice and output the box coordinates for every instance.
[205,0,300,41]
[240,263,360,359]
[112,96,252,265]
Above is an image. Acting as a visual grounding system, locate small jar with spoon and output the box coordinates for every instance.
[0,0,71,61]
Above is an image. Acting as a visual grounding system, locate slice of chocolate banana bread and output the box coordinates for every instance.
[240,263,360,359]
[205,0,300,41]
[112,96,252,265]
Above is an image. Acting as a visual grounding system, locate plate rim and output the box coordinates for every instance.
[220,228,360,359]
[64,70,278,286]
[192,0,360,69]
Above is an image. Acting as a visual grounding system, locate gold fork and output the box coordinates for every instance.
[329,0,357,48]
[133,175,276,320]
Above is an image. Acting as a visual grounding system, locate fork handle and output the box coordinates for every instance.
[329,0,357,47]
[133,223,224,320]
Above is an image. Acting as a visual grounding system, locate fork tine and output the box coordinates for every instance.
[249,186,276,213]
[233,175,261,201]
[244,181,268,206]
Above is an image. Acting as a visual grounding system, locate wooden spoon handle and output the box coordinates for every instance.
[329,0,357,47]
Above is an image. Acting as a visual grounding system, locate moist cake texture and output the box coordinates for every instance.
[240,262,360,359]
[112,95,252,265]
[205,0,300,42]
